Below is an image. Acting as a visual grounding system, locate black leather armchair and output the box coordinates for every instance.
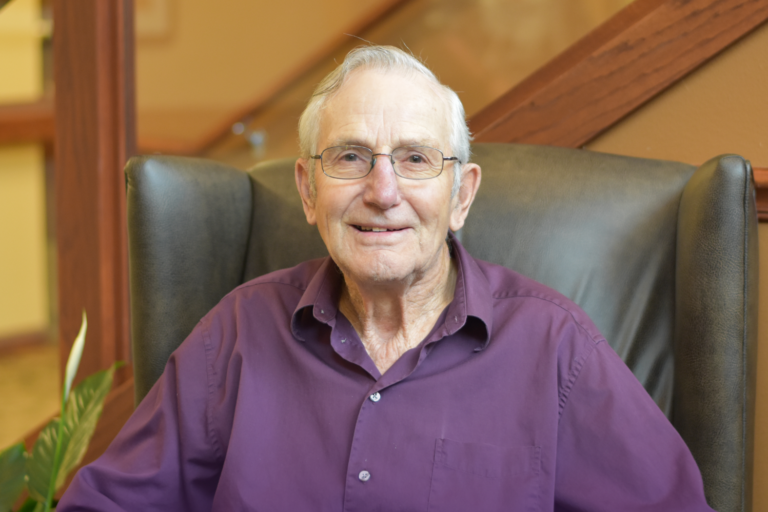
[125,143,757,512]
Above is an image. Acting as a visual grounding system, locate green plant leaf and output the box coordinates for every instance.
[17,497,43,512]
[25,362,119,501]
[57,364,119,489]
[63,312,87,404]
[0,443,26,512]
[25,419,58,503]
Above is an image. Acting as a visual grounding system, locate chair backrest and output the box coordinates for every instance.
[125,143,757,512]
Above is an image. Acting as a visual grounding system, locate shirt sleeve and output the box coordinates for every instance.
[554,341,715,512]
[57,323,222,512]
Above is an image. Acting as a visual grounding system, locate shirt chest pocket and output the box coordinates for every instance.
[428,439,542,512]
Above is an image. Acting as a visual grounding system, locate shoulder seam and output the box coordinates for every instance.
[558,340,604,419]
[493,293,604,345]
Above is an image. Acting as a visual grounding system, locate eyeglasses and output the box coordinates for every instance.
[310,145,460,180]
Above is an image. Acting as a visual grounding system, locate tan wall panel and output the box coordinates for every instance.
[0,0,48,339]
[0,144,48,338]
[0,0,43,102]
[587,21,768,510]
[135,0,386,112]
[757,223,768,511]
[588,22,768,166]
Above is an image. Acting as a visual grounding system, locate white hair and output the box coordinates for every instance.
[298,45,471,197]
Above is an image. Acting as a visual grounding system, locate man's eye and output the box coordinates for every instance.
[341,153,359,162]
[408,155,424,164]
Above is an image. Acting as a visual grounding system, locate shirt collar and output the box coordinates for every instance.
[290,257,342,341]
[444,233,493,349]
[291,233,493,348]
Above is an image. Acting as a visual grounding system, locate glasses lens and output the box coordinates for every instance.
[322,146,372,178]
[392,146,443,179]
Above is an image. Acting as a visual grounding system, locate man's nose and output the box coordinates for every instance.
[363,153,400,209]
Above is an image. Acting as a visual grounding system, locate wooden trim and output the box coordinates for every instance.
[137,0,412,155]
[0,330,52,356]
[0,100,55,145]
[53,0,135,387]
[468,0,768,148]
[753,167,768,221]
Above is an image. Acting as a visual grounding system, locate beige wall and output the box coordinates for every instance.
[135,0,387,112]
[588,22,768,509]
[134,0,399,147]
[0,0,48,339]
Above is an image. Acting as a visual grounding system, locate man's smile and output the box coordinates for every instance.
[353,225,407,232]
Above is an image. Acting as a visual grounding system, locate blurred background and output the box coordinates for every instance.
[0,0,633,446]
[3,1,768,507]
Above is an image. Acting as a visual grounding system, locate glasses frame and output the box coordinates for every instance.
[310,145,461,180]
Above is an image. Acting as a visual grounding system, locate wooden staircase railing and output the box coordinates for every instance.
[469,0,768,147]
[467,0,768,218]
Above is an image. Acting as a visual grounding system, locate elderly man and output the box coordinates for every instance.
[59,46,714,511]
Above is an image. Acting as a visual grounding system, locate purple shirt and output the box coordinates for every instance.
[59,239,713,511]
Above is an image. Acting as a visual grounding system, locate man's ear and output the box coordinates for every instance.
[295,158,317,226]
[449,163,481,232]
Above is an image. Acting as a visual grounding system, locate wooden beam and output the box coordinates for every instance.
[53,0,135,386]
[469,0,768,148]
[753,167,768,221]
[0,101,55,146]
[0,330,51,356]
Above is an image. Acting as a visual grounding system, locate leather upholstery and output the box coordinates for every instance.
[126,156,253,402]
[674,155,758,512]
[125,143,757,512]
[241,157,327,281]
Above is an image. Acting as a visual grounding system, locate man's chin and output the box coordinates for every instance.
[338,259,414,287]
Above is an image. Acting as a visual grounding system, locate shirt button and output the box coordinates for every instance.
[369,392,381,402]
[358,470,371,482]
[341,338,346,343]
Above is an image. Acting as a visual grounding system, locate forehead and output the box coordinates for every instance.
[318,68,451,150]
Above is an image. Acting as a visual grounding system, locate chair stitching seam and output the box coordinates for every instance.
[741,158,750,510]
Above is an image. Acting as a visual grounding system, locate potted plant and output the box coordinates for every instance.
[0,313,121,512]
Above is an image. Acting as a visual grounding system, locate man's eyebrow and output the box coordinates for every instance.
[399,138,442,149]
[328,138,370,148]
[327,138,444,149]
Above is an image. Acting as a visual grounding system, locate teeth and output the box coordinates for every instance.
[359,226,391,232]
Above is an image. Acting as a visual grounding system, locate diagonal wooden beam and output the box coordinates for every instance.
[469,0,768,148]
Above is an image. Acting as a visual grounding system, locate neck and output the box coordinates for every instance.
[339,242,457,374]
